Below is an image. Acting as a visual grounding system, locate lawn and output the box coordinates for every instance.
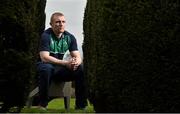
[21,98,95,113]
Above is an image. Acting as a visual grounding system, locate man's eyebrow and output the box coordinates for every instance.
[56,20,66,22]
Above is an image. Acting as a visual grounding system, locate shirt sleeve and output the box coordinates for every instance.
[69,34,78,52]
[39,32,50,52]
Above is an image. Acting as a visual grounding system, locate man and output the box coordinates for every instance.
[37,12,87,110]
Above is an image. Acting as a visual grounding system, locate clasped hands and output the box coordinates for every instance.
[65,57,80,71]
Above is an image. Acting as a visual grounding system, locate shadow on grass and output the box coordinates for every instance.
[21,98,95,113]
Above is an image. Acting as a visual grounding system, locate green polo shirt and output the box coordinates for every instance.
[39,28,78,60]
[50,33,71,54]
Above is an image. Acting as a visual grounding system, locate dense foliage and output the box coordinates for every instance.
[0,0,46,112]
[83,0,180,112]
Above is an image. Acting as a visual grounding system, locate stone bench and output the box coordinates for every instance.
[26,81,72,111]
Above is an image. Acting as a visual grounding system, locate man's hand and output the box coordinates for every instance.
[64,50,82,71]
[71,57,79,71]
[65,57,79,71]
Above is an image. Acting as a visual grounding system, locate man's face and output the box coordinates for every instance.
[51,15,66,34]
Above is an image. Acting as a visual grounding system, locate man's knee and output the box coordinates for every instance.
[76,64,83,72]
[73,64,84,79]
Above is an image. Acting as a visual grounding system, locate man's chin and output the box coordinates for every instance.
[56,31,64,34]
[59,30,65,33]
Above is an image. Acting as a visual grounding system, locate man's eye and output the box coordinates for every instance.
[56,21,65,23]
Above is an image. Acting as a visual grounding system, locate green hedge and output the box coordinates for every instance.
[83,0,180,112]
[0,0,46,112]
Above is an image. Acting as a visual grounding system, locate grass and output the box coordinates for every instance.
[21,98,95,113]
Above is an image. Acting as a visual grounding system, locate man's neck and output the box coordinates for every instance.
[56,33,63,39]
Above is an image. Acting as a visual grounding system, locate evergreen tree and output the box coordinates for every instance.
[83,0,180,112]
[0,0,46,112]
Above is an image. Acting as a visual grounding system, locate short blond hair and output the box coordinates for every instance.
[50,12,64,23]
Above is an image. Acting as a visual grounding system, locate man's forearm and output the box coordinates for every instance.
[41,55,68,66]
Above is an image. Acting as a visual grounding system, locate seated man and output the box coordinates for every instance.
[36,12,87,110]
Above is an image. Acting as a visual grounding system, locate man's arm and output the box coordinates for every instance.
[40,51,68,66]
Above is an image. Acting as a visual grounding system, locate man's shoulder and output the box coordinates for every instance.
[64,31,74,37]
[41,28,52,39]
[43,28,52,35]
